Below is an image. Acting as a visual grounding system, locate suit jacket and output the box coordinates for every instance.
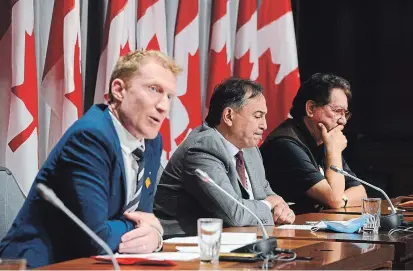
[0,104,162,268]
[154,123,275,237]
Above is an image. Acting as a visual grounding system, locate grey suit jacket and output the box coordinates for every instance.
[154,123,275,237]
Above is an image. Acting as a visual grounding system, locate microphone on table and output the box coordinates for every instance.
[0,166,12,175]
[36,183,120,270]
[194,169,278,257]
[330,165,403,230]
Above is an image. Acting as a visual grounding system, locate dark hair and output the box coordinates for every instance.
[290,73,352,119]
[205,77,264,127]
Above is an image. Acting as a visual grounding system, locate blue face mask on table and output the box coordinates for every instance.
[311,215,369,234]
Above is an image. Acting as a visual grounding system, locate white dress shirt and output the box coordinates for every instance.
[214,129,271,210]
[109,111,145,204]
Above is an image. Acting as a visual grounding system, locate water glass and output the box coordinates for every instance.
[361,198,381,234]
[197,218,222,263]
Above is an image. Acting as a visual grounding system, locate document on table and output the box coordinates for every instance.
[276,224,318,230]
[95,252,199,262]
[164,232,257,245]
[175,245,243,253]
[276,221,328,230]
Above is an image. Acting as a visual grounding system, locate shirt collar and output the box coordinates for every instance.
[214,128,241,158]
[109,111,145,154]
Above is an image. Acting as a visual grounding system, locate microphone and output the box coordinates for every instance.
[36,183,120,270]
[330,165,402,230]
[194,169,277,256]
[0,166,12,175]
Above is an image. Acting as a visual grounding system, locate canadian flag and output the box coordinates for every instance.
[3,0,39,195]
[233,0,258,80]
[205,0,232,110]
[136,0,167,53]
[170,0,202,157]
[41,0,82,154]
[136,0,170,167]
[257,0,300,139]
[94,0,136,103]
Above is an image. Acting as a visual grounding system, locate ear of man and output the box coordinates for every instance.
[110,78,126,102]
[222,107,234,126]
[305,100,316,117]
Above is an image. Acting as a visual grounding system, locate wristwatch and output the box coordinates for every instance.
[342,195,348,208]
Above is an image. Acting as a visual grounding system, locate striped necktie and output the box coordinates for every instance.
[124,147,145,212]
[235,151,247,189]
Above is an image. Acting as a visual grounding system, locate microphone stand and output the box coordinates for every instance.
[37,184,120,270]
[330,165,403,230]
[194,169,278,257]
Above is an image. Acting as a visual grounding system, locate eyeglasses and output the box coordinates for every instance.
[326,105,352,121]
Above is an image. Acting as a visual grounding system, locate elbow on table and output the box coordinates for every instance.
[325,197,344,209]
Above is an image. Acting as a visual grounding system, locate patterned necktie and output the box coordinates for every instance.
[125,147,145,212]
[235,151,247,189]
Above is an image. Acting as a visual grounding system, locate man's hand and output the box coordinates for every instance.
[265,195,295,225]
[264,195,286,210]
[119,222,160,253]
[318,123,347,153]
[124,211,163,235]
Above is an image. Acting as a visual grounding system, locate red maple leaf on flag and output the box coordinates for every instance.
[8,32,38,152]
[258,48,295,140]
[233,49,254,79]
[146,34,160,51]
[206,44,231,108]
[120,41,131,57]
[64,37,83,118]
[174,50,201,146]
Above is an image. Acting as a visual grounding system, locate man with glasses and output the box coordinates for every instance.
[260,73,366,214]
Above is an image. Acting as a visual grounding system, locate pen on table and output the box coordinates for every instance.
[389,207,406,212]
[305,221,319,225]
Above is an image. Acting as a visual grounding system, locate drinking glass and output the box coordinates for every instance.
[361,198,381,234]
[198,218,222,263]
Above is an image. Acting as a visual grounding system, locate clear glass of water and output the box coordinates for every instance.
[361,198,381,234]
[197,218,222,263]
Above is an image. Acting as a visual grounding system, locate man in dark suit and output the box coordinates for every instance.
[154,78,294,237]
[0,50,181,268]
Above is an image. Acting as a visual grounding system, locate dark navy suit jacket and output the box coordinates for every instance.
[0,104,162,268]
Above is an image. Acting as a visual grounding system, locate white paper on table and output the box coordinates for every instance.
[164,232,257,245]
[275,224,319,230]
[109,252,199,261]
[175,244,243,253]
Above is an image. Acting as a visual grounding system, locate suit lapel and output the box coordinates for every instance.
[243,149,263,198]
[103,108,128,208]
[215,135,244,196]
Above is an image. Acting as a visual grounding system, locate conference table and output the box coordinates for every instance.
[321,198,413,217]
[38,198,413,270]
[226,212,413,269]
[38,239,394,270]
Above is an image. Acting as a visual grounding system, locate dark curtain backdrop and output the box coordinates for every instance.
[291,0,413,197]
